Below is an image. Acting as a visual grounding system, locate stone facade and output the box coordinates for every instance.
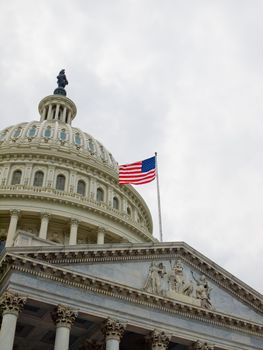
[0,79,262,350]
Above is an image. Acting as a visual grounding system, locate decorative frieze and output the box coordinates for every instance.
[0,290,27,315]
[102,318,126,341]
[51,304,78,328]
[144,260,213,309]
[146,329,171,350]
[1,253,262,337]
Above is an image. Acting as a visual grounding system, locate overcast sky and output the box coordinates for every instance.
[0,1,262,293]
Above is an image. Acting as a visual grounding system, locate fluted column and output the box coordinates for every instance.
[39,212,50,240]
[147,330,171,350]
[0,291,27,350]
[52,304,78,350]
[97,226,105,244]
[102,318,126,350]
[192,340,214,350]
[69,219,79,245]
[6,210,20,247]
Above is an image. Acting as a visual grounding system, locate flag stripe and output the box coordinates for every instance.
[119,169,155,180]
[119,156,156,185]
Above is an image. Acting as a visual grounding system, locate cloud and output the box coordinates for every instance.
[0,0,262,292]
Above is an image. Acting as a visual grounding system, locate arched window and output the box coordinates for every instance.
[33,171,44,187]
[11,170,22,185]
[77,180,86,196]
[127,207,131,216]
[44,126,52,138]
[96,187,104,202]
[28,126,37,138]
[113,196,119,210]
[56,174,65,191]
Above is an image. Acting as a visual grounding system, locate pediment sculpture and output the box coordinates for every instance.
[143,260,213,309]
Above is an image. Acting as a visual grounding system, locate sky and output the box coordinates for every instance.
[0,1,262,293]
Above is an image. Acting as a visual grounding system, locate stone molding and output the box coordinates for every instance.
[0,185,152,242]
[26,243,262,314]
[2,253,262,337]
[101,317,126,341]
[147,329,171,349]
[192,340,214,350]
[51,304,78,328]
[0,290,27,316]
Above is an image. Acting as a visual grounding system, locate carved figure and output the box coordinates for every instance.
[57,69,68,88]
[169,260,193,296]
[144,262,166,294]
[191,272,213,309]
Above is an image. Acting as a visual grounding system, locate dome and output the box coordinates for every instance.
[0,119,118,171]
[0,82,154,247]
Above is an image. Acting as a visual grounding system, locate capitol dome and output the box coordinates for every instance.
[0,78,154,248]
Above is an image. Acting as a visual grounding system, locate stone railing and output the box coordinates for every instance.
[0,184,152,239]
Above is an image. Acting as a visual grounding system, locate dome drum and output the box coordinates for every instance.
[0,87,154,248]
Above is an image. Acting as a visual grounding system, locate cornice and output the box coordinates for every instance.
[7,242,262,314]
[0,185,154,242]
[0,252,262,337]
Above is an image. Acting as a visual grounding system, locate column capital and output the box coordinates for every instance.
[147,330,171,350]
[97,226,106,233]
[41,212,51,219]
[52,304,78,329]
[71,218,79,226]
[10,209,20,217]
[0,290,27,316]
[192,340,214,350]
[102,317,126,341]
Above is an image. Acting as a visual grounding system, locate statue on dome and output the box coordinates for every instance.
[57,69,68,88]
[54,69,68,96]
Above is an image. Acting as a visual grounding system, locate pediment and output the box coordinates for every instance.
[1,242,262,336]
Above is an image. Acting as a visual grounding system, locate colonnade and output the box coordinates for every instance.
[5,210,106,247]
[0,291,215,350]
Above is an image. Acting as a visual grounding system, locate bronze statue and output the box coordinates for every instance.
[57,69,68,88]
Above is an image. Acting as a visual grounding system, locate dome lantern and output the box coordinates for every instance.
[38,69,77,125]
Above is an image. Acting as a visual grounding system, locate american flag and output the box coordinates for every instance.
[119,156,156,185]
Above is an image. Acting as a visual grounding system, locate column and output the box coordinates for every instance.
[147,330,171,350]
[97,226,105,244]
[52,304,78,350]
[102,318,126,350]
[47,104,52,120]
[62,106,67,123]
[39,212,50,240]
[0,290,27,350]
[55,104,60,120]
[69,219,79,245]
[192,340,214,350]
[6,210,20,247]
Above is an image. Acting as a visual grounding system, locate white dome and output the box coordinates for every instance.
[0,93,154,246]
[0,119,118,171]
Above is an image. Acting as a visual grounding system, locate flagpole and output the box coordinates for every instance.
[155,152,163,242]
